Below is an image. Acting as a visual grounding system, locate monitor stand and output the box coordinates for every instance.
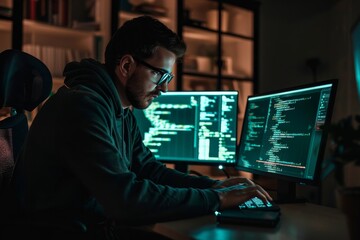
[275,180,307,204]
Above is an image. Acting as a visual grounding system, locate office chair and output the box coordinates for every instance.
[0,49,88,239]
[0,48,52,195]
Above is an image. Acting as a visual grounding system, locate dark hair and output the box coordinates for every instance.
[105,15,186,72]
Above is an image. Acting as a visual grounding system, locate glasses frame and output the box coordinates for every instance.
[133,57,174,86]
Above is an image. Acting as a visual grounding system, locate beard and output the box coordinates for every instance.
[125,74,158,109]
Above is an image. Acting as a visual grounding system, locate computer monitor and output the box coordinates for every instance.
[133,91,239,171]
[235,79,337,202]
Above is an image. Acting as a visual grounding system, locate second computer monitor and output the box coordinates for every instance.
[133,91,239,165]
[236,79,337,184]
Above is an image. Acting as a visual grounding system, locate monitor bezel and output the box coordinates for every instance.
[235,79,338,185]
[136,90,239,167]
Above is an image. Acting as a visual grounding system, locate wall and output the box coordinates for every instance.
[259,0,360,207]
[259,0,360,120]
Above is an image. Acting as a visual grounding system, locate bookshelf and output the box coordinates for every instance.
[0,19,12,51]
[0,0,112,123]
[1,0,111,93]
[178,0,259,177]
[179,0,259,136]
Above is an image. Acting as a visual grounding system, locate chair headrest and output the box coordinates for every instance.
[0,49,52,111]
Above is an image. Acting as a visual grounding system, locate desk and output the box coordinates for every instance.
[152,203,350,240]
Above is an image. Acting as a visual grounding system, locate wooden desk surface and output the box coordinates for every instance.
[152,203,350,240]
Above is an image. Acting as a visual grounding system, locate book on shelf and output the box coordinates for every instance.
[0,0,12,18]
[23,44,91,78]
[24,0,99,30]
[69,0,96,28]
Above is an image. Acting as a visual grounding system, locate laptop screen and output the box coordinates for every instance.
[235,80,337,184]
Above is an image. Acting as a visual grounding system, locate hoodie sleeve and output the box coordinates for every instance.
[63,91,220,224]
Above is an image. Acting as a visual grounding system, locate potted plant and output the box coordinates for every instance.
[328,114,360,240]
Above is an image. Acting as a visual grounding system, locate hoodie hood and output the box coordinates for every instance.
[63,59,123,118]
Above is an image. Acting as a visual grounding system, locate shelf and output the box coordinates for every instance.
[184,23,217,34]
[0,15,11,21]
[180,0,257,95]
[183,26,217,42]
[0,19,12,51]
[0,19,11,31]
[183,71,217,79]
[52,77,64,93]
[23,19,101,37]
[119,11,171,24]
[222,31,253,40]
[184,23,253,40]
[183,71,252,81]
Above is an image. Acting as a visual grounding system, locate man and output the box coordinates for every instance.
[6,16,271,238]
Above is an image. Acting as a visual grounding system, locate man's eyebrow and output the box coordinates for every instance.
[148,63,169,73]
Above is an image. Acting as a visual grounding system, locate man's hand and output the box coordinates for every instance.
[212,177,256,189]
[212,177,273,210]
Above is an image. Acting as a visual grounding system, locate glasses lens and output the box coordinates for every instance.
[157,73,173,86]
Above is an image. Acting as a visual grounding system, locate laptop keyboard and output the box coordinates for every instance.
[239,197,280,211]
[215,184,280,211]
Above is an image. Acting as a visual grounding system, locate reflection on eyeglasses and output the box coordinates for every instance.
[133,57,174,86]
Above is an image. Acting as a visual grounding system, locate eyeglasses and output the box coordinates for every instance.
[133,57,174,86]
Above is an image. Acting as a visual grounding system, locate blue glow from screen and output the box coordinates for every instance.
[353,21,360,101]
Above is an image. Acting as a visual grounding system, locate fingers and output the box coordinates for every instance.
[223,177,255,187]
[215,177,274,209]
[243,178,256,186]
[217,184,273,210]
[256,184,273,201]
[251,189,268,204]
[233,176,256,186]
[237,185,272,203]
[232,178,271,200]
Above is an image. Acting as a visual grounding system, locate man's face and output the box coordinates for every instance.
[125,47,176,109]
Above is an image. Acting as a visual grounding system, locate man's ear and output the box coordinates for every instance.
[117,55,136,78]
